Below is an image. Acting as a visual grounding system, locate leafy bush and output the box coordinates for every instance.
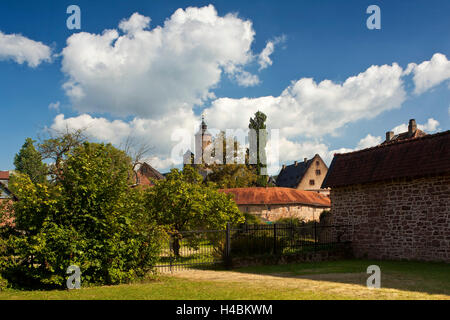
[230,235,287,257]
[1,143,164,289]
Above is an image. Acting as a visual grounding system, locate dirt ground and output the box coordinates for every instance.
[169,269,450,300]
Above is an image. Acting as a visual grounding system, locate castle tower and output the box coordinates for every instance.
[194,116,212,164]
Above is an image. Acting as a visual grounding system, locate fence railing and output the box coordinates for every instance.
[155,223,351,272]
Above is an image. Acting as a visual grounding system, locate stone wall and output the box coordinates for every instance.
[230,243,353,268]
[330,173,450,262]
[239,204,328,222]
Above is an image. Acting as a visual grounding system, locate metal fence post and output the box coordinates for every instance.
[225,222,231,269]
[314,221,317,252]
[273,223,277,255]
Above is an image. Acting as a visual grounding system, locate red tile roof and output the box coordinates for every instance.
[219,187,331,207]
[322,130,450,188]
[382,128,427,145]
[134,162,165,186]
[0,171,9,180]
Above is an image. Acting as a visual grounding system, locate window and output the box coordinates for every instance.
[316,169,321,175]
[309,179,315,186]
[316,161,319,166]
[267,205,271,211]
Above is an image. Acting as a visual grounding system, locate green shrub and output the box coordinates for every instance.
[230,235,287,257]
[2,143,164,289]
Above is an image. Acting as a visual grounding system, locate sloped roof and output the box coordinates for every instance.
[382,129,427,145]
[136,162,165,186]
[219,187,331,207]
[0,171,9,180]
[322,130,450,188]
[276,159,312,188]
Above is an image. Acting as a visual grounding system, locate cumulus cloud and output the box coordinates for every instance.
[391,118,440,134]
[0,31,52,67]
[405,53,450,94]
[50,110,199,170]
[61,6,259,118]
[258,35,285,71]
[206,63,406,138]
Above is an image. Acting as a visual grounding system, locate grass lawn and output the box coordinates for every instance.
[0,259,449,300]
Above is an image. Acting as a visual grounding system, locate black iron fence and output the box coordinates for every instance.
[155,223,351,272]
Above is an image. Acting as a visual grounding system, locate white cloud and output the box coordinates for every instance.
[50,110,199,170]
[356,134,382,149]
[405,53,450,94]
[206,63,406,138]
[258,35,285,71]
[61,6,259,118]
[0,31,52,67]
[391,118,440,134]
[48,101,60,112]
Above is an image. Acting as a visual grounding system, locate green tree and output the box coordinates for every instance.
[2,142,163,288]
[13,138,47,184]
[145,166,244,256]
[248,111,268,186]
[38,128,87,182]
[203,131,257,188]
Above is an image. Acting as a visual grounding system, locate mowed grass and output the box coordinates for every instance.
[0,259,449,300]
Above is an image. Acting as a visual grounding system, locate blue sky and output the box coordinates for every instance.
[0,0,449,173]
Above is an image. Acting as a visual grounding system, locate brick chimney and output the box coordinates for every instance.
[386,131,394,142]
[304,158,307,163]
[294,161,298,166]
[408,119,417,136]
[282,164,286,170]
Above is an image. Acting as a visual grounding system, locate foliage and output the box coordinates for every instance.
[205,164,257,189]
[243,212,264,224]
[275,217,307,226]
[200,131,258,188]
[248,111,268,186]
[37,128,86,182]
[145,165,244,256]
[1,142,164,288]
[13,138,47,184]
[230,235,287,257]
[319,210,331,225]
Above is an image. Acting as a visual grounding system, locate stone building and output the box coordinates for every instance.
[322,128,450,262]
[219,187,331,222]
[276,154,329,195]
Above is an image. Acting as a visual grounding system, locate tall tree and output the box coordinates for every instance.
[248,111,268,186]
[38,127,87,182]
[14,138,47,184]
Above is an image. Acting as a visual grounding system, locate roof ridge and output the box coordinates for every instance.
[334,130,450,158]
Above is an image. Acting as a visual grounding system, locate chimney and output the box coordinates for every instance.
[304,158,307,163]
[294,161,298,166]
[408,119,417,136]
[282,164,286,170]
[386,131,394,142]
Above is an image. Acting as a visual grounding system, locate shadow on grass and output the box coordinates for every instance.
[229,259,450,296]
